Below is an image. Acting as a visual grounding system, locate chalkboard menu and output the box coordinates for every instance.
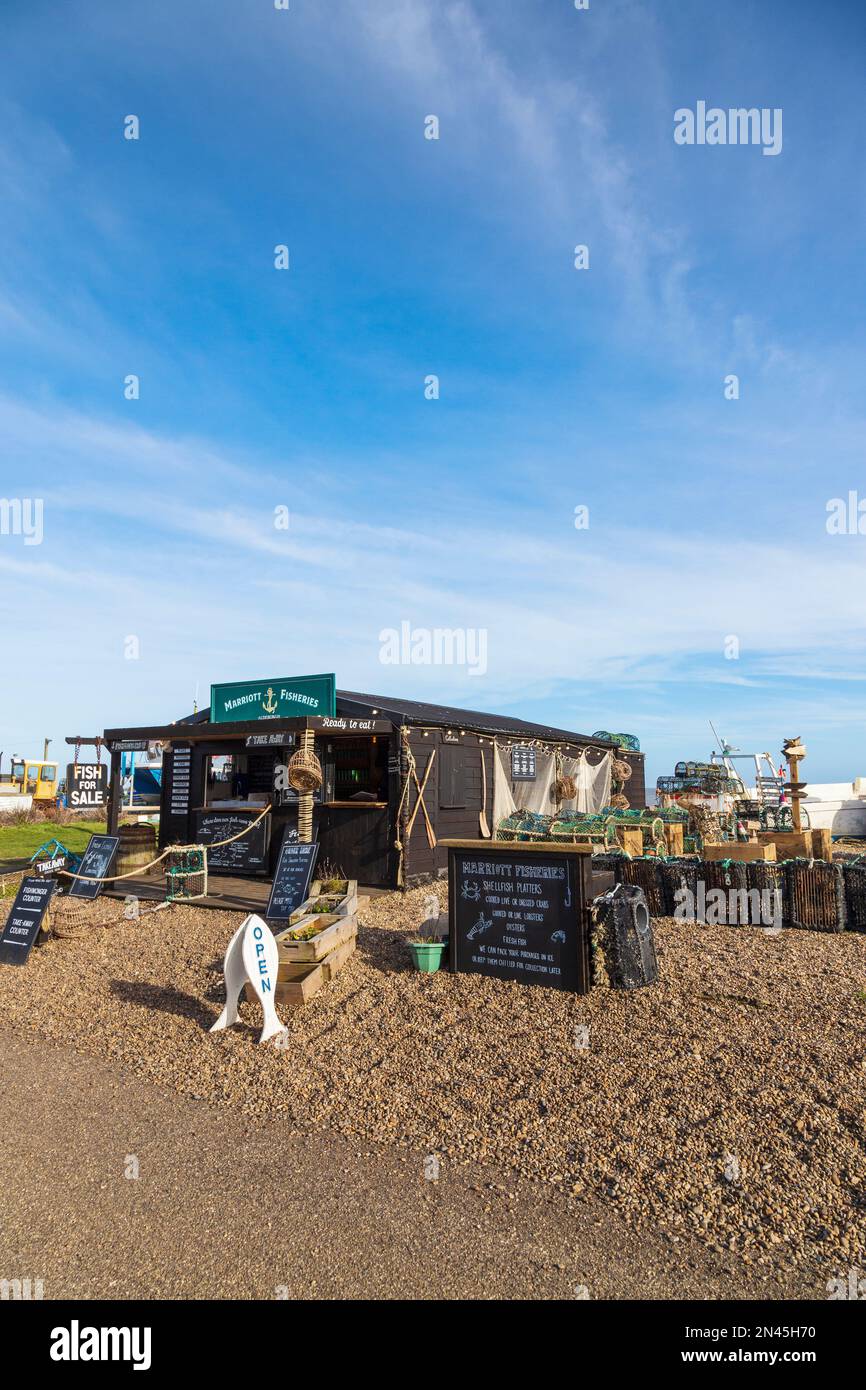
[193,810,270,875]
[0,876,54,965]
[511,746,537,781]
[447,844,591,994]
[266,840,319,921]
[69,835,120,899]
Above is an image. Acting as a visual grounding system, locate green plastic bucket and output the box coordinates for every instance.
[408,941,446,973]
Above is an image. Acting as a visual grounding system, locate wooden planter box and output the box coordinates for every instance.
[288,879,359,925]
[274,912,358,963]
[245,934,356,1007]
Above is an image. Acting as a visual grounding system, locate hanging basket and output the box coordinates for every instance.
[286,748,323,793]
[612,758,633,783]
[553,774,577,802]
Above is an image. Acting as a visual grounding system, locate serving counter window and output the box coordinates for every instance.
[325,735,388,805]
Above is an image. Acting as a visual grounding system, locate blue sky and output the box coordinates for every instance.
[1,0,865,788]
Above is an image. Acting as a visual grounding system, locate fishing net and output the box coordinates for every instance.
[592,885,659,990]
[759,805,795,832]
[50,892,170,940]
[496,810,552,842]
[593,732,640,752]
[699,860,749,922]
[657,774,744,798]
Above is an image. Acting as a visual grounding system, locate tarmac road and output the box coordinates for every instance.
[0,1033,811,1301]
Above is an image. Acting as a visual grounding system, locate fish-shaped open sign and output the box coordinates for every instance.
[210,913,284,1045]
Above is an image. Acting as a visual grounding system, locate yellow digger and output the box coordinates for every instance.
[0,749,60,808]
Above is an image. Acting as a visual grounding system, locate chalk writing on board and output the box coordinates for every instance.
[450,849,583,993]
[69,835,119,900]
[193,811,269,874]
[266,840,319,921]
[0,877,54,966]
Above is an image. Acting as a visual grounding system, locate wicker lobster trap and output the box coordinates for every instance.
[842,861,866,932]
[286,748,323,793]
[785,859,846,933]
[614,857,666,916]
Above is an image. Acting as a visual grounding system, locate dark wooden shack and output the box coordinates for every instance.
[92,687,645,898]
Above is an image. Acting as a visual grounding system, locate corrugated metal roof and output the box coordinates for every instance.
[335,690,615,747]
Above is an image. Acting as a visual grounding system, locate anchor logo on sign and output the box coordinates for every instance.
[262,687,278,716]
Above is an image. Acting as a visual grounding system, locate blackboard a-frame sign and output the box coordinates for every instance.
[265,838,319,922]
[445,841,593,995]
[0,876,54,965]
[68,835,120,900]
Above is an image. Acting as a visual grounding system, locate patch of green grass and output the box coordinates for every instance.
[0,820,106,865]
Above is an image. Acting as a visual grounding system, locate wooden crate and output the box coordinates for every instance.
[809,828,833,862]
[246,933,356,1007]
[663,823,684,856]
[617,827,644,857]
[702,841,777,862]
[275,913,358,962]
[757,831,813,860]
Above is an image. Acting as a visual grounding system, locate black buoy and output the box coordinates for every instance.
[593,883,659,990]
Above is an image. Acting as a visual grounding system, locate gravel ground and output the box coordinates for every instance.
[1,1033,782,1300]
[1,884,864,1290]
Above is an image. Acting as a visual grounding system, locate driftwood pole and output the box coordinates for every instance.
[782,737,807,833]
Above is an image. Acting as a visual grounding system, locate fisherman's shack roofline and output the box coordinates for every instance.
[85,687,640,897]
[100,689,618,752]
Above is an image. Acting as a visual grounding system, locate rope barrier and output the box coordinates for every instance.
[56,805,273,884]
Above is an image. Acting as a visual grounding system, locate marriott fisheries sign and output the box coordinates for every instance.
[210,674,336,724]
[445,841,594,995]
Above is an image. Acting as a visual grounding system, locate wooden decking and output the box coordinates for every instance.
[103,870,271,913]
[103,872,388,913]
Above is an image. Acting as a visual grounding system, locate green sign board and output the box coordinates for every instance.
[210,674,336,724]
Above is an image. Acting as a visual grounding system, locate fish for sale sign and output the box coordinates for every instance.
[67,763,108,810]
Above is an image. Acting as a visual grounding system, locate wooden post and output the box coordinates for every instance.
[789,752,802,832]
[106,748,121,835]
[398,727,410,888]
[298,729,314,844]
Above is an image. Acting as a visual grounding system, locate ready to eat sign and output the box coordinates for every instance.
[209,674,336,724]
